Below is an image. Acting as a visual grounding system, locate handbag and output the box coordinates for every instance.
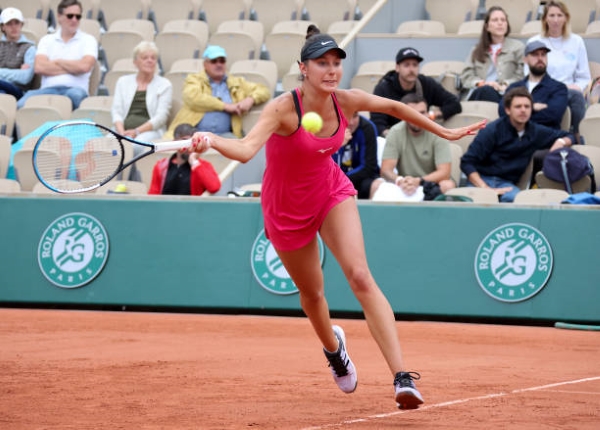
[542,148,595,194]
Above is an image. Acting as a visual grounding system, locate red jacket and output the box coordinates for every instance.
[148,155,221,196]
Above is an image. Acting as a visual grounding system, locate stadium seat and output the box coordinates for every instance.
[100,30,145,70]
[20,0,51,22]
[197,0,250,34]
[513,188,569,205]
[519,20,542,37]
[589,61,600,80]
[96,179,149,195]
[457,20,484,36]
[572,145,600,175]
[0,178,22,193]
[448,142,462,186]
[13,149,61,191]
[0,135,11,178]
[535,171,592,194]
[79,18,102,42]
[0,94,17,138]
[281,62,301,92]
[445,187,500,203]
[396,20,446,37]
[585,20,600,36]
[579,117,600,147]
[425,0,479,34]
[216,20,265,51]
[97,0,149,31]
[22,94,73,118]
[21,18,48,43]
[107,18,156,42]
[148,0,199,32]
[484,0,540,37]
[162,19,210,46]
[155,31,204,75]
[349,60,395,93]
[102,58,138,95]
[560,0,596,34]
[585,104,600,119]
[246,0,304,35]
[327,20,361,43]
[230,59,278,96]
[460,100,500,121]
[420,60,466,96]
[242,108,263,135]
[301,0,354,33]
[71,96,114,128]
[208,31,261,64]
[264,21,315,80]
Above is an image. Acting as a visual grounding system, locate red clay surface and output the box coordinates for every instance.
[1,309,599,429]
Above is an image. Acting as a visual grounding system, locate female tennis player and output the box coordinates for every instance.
[191,34,485,409]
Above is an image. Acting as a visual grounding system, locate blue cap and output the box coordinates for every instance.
[203,45,227,60]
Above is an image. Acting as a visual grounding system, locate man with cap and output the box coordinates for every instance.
[370,47,462,137]
[499,40,567,130]
[164,45,271,139]
[0,7,36,99]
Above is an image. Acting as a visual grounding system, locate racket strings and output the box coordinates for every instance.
[34,123,124,192]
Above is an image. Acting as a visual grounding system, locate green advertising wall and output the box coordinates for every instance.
[1,195,599,324]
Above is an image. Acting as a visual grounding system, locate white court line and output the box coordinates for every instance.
[301,376,600,430]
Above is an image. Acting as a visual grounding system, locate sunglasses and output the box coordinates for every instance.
[209,58,226,64]
[65,13,82,20]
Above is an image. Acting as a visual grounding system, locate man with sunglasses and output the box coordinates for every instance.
[165,45,270,139]
[0,7,36,100]
[17,0,97,110]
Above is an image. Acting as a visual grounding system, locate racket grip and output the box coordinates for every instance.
[154,139,193,152]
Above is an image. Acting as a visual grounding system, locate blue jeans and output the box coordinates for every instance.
[0,80,24,99]
[468,175,519,203]
[17,85,88,109]
[567,88,586,134]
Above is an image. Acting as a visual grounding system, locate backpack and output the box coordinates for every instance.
[542,148,595,194]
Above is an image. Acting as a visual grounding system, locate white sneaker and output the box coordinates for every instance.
[394,371,424,409]
[323,325,358,394]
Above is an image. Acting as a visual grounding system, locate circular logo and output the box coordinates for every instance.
[475,223,553,303]
[38,213,110,289]
[251,229,325,295]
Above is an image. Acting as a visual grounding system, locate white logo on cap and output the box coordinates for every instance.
[321,41,333,46]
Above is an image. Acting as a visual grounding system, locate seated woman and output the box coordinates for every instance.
[111,41,172,179]
[461,6,524,103]
[527,1,591,144]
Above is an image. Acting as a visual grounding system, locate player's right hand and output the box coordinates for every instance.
[191,132,213,153]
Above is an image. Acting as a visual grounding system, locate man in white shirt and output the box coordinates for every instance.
[17,0,97,109]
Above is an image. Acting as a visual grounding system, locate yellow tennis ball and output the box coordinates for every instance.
[301,112,323,134]
[114,183,128,193]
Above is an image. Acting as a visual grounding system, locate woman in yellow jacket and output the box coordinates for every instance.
[165,45,271,139]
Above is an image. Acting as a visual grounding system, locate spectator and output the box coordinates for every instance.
[165,45,270,139]
[111,41,172,142]
[0,7,36,99]
[461,87,574,202]
[331,112,380,199]
[149,123,221,196]
[373,93,455,201]
[527,0,591,144]
[500,41,567,130]
[460,6,524,103]
[17,0,98,109]
[371,47,462,137]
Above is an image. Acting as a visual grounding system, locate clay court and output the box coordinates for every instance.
[1,308,599,429]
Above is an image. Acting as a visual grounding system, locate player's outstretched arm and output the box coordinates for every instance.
[337,88,486,141]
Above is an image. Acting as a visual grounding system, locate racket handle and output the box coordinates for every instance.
[154,139,193,152]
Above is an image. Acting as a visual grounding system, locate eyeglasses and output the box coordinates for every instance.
[209,58,226,64]
[65,13,82,20]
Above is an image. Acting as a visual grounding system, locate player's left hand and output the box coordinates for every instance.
[444,119,487,141]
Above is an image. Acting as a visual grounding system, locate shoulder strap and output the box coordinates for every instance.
[291,89,302,128]
[414,77,424,98]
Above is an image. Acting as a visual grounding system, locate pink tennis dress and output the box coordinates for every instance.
[261,89,357,251]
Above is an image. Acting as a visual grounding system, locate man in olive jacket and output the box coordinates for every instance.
[165,45,270,139]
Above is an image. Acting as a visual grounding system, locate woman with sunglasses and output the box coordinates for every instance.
[164,45,271,139]
[190,34,485,409]
[17,0,97,110]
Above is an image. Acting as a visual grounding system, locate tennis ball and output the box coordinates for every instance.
[114,183,128,193]
[301,112,323,134]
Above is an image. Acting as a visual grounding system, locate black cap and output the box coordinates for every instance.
[524,40,551,56]
[395,47,423,64]
[301,34,346,62]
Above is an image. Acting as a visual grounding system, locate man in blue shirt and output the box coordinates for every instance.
[499,40,568,130]
[0,7,36,99]
[331,112,380,199]
[462,86,574,202]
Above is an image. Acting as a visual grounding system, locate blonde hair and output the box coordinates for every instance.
[133,41,159,60]
[542,1,571,38]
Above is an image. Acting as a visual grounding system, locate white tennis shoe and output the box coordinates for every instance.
[323,325,357,394]
[394,371,424,409]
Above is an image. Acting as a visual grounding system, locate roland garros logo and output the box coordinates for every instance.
[475,223,553,302]
[251,229,324,295]
[38,213,109,288]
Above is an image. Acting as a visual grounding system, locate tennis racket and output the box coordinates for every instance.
[33,121,193,193]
